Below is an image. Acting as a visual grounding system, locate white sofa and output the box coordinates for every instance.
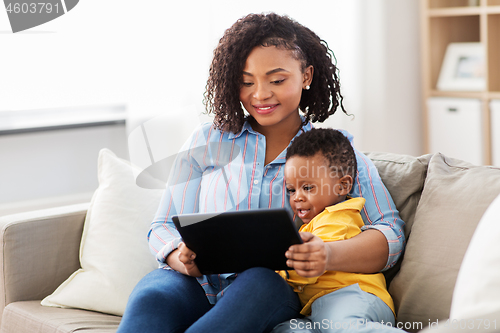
[1,149,500,333]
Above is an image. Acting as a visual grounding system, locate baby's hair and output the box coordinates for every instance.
[286,128,357,180]
[204,12,347,134]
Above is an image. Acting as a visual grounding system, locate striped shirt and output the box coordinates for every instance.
[148,120,405,304]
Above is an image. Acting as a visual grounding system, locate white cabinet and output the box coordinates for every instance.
[492,100,500,167]
[427,97,483,165]
[420,2,500,166]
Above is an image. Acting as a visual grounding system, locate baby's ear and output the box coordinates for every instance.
[338,175,353,196]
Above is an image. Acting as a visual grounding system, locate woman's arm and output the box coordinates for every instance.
[352,150,405,270]
[148,127,206,268]
[328,228,388,272]
[286,224,389,277]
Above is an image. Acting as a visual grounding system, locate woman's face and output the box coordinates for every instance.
[239,46,312,132]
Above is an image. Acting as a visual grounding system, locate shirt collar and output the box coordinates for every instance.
[227,120,256,139]
[325,197,366,214]
[227,115,313,140]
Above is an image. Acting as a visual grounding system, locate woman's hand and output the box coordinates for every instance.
[166,242,202,277]
[285,232,331,277]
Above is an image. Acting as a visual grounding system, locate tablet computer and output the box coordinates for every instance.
[172,208,303,275]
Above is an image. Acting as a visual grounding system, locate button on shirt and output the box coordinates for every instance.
[148,120,405,305]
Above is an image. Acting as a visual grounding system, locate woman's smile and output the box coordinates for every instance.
[253,103,279,114]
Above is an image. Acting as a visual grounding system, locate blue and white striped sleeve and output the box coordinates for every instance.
[351,150,406,271]
[147,125,205,268]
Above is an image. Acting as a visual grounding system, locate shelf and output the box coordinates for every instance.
[429,0,500,9]
[428,15,480,90]
[429,6,500,15]
[489,92,500,99]
[429,0,477,9]
[485,6,500,13]
[429,90,486,98]
[489,14,500,91]
[430,91,500,100]
[429,7,482,16]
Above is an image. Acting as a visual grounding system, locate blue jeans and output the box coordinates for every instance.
[117,267,301,333]
[272,284,399,333]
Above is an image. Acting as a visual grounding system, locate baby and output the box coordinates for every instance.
[277,128,397,332]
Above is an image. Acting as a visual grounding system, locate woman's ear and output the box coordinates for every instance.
[337,175,353,196]
[303,65,313,89]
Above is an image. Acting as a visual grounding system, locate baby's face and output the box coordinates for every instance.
[284,153,345,224]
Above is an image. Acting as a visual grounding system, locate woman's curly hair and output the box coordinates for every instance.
[286,128,357,180]
[204,12,347,134]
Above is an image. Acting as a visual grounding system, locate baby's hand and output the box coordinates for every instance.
[285,232,331,277]
[177,242,202,277]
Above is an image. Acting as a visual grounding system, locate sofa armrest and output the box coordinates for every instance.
[0,203,89,316]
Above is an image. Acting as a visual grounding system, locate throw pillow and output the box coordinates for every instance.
[41,149,163,316]
[389,153,500,331]
[364,151,431,239]
[450,193,500,319]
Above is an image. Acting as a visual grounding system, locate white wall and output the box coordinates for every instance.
[0,1,422,209]
[1,1,421,151]
[358,0,422,155]
[0,124,128,214]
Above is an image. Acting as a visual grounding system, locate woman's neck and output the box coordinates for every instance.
[249,112,302,165]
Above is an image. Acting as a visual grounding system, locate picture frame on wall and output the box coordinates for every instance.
[437,42,486,91]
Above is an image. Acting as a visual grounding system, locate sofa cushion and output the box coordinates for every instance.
[2,301,119,333]
[41,149,164,316]
[389,153,500,331]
